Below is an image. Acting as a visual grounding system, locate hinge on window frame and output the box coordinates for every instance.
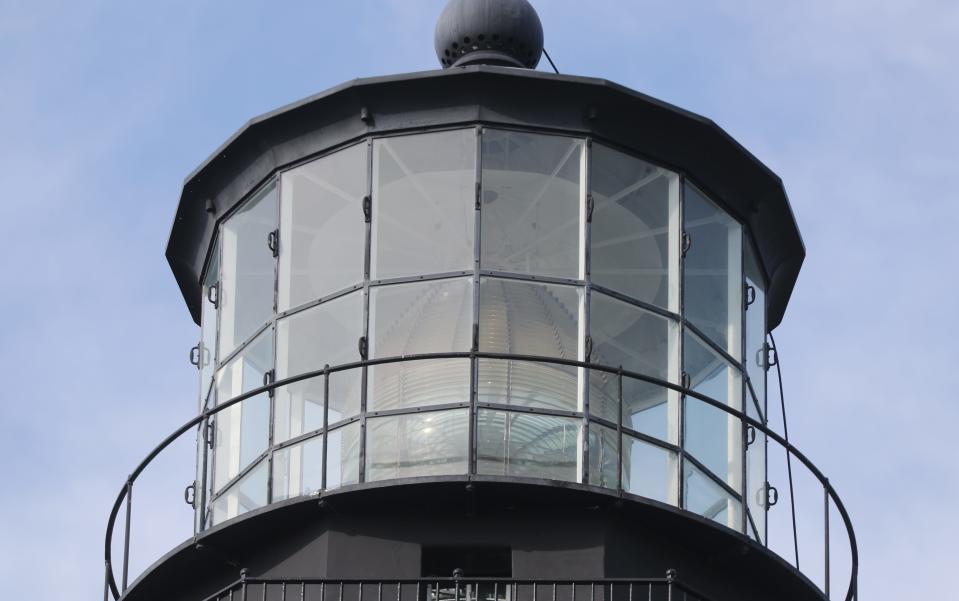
[207,283,219,309]
[358,336,368,360]
[263,370,275,397]
[363,196,372,223]
[267,230,279,257]
[190,345,201,368]
[681,371,691,390]
[586,194,595,222]
[205,421,215,449]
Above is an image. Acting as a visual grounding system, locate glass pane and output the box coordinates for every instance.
[326,422,361,489]
[683,184,742,358]
[366,409,469,481]
[478,278,583,411]
[368,279,472,410]
[590,371,676,443]
[211,458,268,526]
[478,360,578,411]
[588,422,618,489]
[591,143,678,310]
[744,242,767,416]
[272,435,324,502]
[481,130,584,279]
[278,143,366,311]
[623,435,677,506]
[684,461,742,531]
[275,292,363,443]
[684,330,742,489]
[213,328,273,492]
[746,396,767,543]
[199,242,220,411]
[477,410,581,483]
[590,291,674,381]
[371,130,476,280]
[219,182,277,358]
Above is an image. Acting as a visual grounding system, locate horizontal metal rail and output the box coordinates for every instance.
[103,351,858,601]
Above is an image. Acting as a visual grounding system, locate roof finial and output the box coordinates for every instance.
[435,0,544,69]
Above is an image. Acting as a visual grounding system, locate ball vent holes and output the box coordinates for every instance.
[443,32,539,68]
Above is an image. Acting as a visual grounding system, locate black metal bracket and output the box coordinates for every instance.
[584,335,593,361]
[766,344,778,370]
[745,284,756,308]
[586,194,594,222]
[682,232,692,257]
[475,182,482,210]
[360,107,373,124]
[205,422,215,449]
[263,370,275,397]
[766,483,779,507]
[681,371,691,390]
[358,336,368,360]
[184,483,196,507]
[363,196,372,223]
[207,283,219,309]
[189,345,201,368]
[267,230,279,257]
[746,426,757,446]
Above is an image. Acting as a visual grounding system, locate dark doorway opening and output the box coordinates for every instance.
[421,546,512,578]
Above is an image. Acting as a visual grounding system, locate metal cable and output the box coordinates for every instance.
[769,332,800,570]
[542,48,559,74]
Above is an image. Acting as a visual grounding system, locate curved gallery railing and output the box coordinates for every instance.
[103,351,859,601]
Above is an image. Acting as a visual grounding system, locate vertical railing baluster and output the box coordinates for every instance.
[397,581,402,601]
[301,581,306,601]
[121,480,133,591]
[282,582,287,601]
[103,560,111,601]
[824,480,831,599]
[240,569,248,601]
[262,582,267,601]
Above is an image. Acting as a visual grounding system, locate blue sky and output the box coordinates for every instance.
[1,0,956,599]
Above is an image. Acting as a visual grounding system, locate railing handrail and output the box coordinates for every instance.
[103,351,858,601]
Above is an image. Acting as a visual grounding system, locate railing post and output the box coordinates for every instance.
[824,480,830,599]
[240,568,249,601]
[122,479,133,591]
[103,560,111,601]
[665,569,676,601]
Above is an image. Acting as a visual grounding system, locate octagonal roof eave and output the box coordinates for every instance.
[167,65,805,329]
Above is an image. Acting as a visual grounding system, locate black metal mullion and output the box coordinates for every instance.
[589,284,681,323]
[360,138,373,484]
[678,175,687,510]
[683,452,743,503]
[477,269,585,287]
[581,137,592,486]
[683,319,744,373]
[740,228,748,536]
[470,126,483,477]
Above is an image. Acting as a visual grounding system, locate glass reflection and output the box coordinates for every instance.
[683,184,742,359]
[481,130,584,279]
[213,328,273,492]
[326,422,361,489]
[368,279,472,410]
[478,278,582,411]
[623,435,677,505]
[684,461,742,531]
[219,183,277,358]
[591,143,678,310]
[477,410,581,483]
[272,435,323,502]
[211,459,268,526]
[588,423,618,489]
[274,292,363,443]
[366,410,469,481]
[372,131,476,280]
[278,143,366,311]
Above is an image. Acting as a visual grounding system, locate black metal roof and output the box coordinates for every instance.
[167,65,804,329]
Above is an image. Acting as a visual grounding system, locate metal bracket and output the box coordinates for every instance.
[189,345,201,368]
[586,194,594,222]
[360,107,373,124]
[267,230,279,257]
[681,371,691,390]
[682,232,692,257]
[207,283,219,309]
[746,426,757,446]
[358,336,368,360]
[475,182,482,210]
[766,344,778,369]
[766,483,779,507]
[584,335,593,361]
[184,482,196,507]
[745,284,756,308]
[205,422,215,449]
[362,196,372,223]
[263,370,275,397]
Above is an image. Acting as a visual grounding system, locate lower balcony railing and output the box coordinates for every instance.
[201,574,709,601]
[103,352,858,601]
